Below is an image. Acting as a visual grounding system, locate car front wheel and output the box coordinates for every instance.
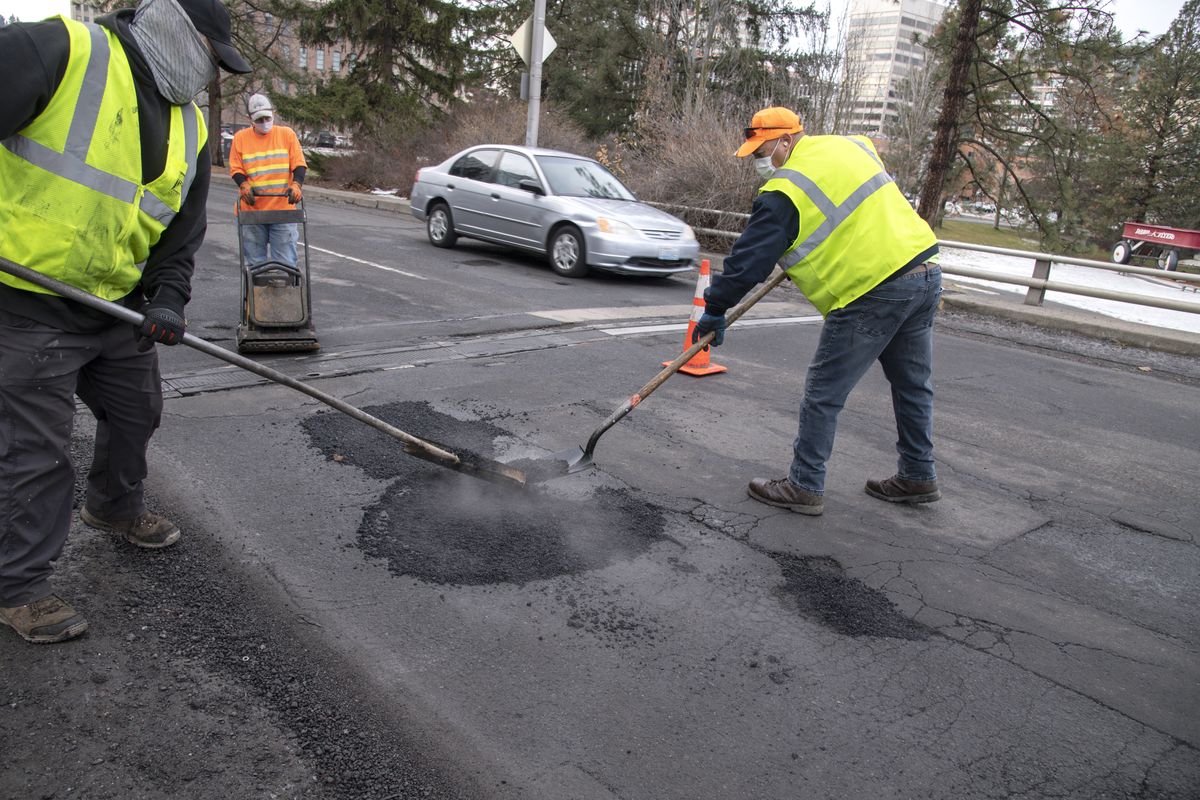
[427,202,457,248]
[548,226,588,278]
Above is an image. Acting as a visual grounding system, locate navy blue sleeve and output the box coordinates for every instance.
[703,191,799,315]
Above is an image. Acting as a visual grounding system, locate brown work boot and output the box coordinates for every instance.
[80,507,180,549]
[0,594,88,644]
[747,478,824,516]
[865,475,941,504]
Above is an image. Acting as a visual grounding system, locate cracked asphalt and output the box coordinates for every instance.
[2,187,1197,799]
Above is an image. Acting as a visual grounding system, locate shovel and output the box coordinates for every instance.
[554,266,790,475]
[0,257,527,488]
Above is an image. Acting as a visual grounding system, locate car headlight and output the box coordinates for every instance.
[597,217,637,236]
[682,224,696,240]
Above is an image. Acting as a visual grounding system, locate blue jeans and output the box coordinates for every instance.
[789,267,942,493]
[241,223,299,268]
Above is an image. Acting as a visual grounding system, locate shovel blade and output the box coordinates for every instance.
[553,446,595,475]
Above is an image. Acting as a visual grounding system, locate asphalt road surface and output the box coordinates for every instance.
[3,184,1198,800]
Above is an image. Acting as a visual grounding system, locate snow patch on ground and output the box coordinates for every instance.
[939,246,1200,334]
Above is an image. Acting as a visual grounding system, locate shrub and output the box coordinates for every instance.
[309,94,595,197]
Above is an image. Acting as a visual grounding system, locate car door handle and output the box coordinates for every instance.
[447,183,455,190]
[490,193,501,199]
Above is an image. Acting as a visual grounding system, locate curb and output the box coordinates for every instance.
[217,177,1200,356]
[940,286,1200,357]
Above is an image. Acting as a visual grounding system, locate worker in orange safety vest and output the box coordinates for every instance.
[228,93,307,268]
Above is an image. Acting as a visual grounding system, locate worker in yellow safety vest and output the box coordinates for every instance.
[229,93,307,268]
[693,107,943,517]
[0,0,251,644]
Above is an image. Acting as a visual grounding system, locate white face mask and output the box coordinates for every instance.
[753,138,786,180]
[253,118,273,134]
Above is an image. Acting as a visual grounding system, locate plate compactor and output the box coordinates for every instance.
[236,189,319,353]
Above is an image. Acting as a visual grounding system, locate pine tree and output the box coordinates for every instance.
[290,0,508,140]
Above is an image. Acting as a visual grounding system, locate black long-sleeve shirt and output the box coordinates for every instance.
[704,191,799,316]
[0,11,209,332]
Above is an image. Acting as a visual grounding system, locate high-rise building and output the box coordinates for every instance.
[69,1,103,23]
[845,0,948,135]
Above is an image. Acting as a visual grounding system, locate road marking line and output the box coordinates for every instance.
[309,245,428,280]
[602,316,822,336]
[532,301,802,323]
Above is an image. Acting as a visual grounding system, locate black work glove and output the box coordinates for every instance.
[691,312,726,348]
[136,304,186,351]
[238,182,256,207]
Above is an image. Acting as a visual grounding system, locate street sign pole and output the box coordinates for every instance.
[525,0,547,147]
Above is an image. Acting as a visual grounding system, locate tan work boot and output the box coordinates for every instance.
[0,594,88,644]
[865,474,941,504]
[747,477,825,516]
[80,507,181,549]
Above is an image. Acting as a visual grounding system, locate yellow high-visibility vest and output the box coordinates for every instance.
[763,135,937,316]
[0,16,207,300]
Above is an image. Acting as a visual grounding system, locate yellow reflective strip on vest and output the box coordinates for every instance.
[774,167,894,268]
[760,135,937,316]
[0,18,205,300]
[241,148,290,163]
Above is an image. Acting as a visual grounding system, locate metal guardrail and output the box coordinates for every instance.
[646,202,1200,315]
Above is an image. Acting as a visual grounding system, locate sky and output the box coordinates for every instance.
[817,0,1186,39]
[0,0,1187,39]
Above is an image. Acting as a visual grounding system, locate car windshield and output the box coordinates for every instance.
[536,156,635,200]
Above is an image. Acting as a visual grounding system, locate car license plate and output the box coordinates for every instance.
[658,247,678,260]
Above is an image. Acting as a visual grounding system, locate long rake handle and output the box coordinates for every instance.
[582,266,790,457]
[0,257,468,469]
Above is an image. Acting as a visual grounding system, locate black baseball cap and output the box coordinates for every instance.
[177,0,252,74]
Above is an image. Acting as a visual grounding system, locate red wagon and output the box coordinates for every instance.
[1111,222,1200,271]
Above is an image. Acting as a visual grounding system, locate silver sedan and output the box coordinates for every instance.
[409,145,699,278]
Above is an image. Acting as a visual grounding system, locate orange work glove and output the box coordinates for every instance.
[287,181,303,204]
[238,182,255,206]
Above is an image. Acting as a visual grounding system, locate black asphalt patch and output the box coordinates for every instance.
[770,554,929,640]
[302,401,668,585]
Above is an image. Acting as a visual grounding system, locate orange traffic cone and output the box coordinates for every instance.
[665,259,728,377]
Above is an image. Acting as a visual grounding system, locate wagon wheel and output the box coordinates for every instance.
[1110,240,1132,265]
[1158,249,1179,272]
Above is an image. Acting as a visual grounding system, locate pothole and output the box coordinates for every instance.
[770,553,929,640]
[303,401,668,585]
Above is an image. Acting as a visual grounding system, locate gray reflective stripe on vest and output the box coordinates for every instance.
[774,167,895,268]
[178,108,199,204]
[65,24,109,158]
[0,22,197,228]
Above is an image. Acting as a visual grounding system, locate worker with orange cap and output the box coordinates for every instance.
[694,107,942,516]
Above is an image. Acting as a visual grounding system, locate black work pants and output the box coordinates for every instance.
[0,309,162,606]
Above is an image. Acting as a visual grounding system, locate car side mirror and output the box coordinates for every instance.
[518,180,545,196]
